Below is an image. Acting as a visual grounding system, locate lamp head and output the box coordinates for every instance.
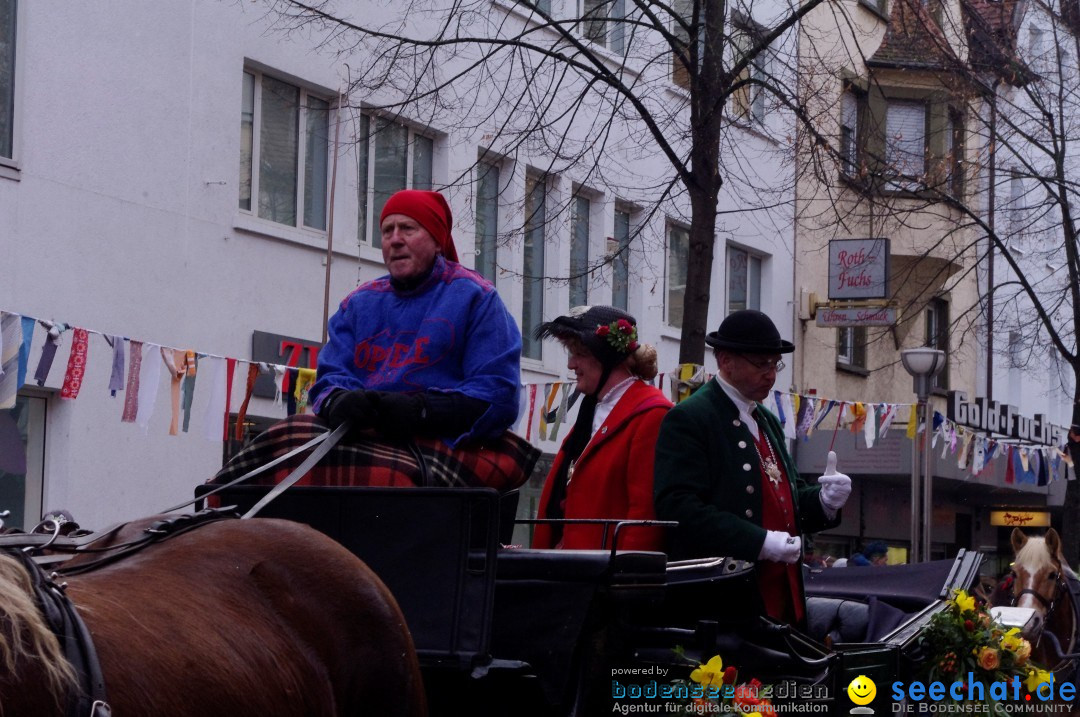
[900,347,946,400]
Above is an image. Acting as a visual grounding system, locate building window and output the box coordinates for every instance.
[837,327,867,369]
[582,0,627,53]
[475,160,500,282]
[611,207,631,310]
[517,0,551,13]
[671,0,695,90]
[522,174,547,360]
[885,100,928,191]
[0,394,45,530]
[731,19,768,122]
[840,89,863,178]
[239,71,331,230]
[570,193,591,308]
[926,298,949,391]
[1007,168,1026,234]
[666,224,689,328]
[0,0,15,161]
[357,116,434,247]
[946,109,965,197]
[727,246,761,314]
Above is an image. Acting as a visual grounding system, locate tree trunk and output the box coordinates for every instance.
[678,187,720,365]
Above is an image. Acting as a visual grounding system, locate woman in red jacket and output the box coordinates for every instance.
[531,306,672,551]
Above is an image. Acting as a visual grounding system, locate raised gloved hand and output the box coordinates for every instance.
[759,530,802,564]
[367,391,427,437]
[321,389,379,431]
[818,450,852,512]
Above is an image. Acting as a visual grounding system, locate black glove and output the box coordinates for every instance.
[320,389,379,430]
[367,391,426,437]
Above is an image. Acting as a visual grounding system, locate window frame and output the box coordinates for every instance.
[836,326,869,372]
[671,0,697,90]
[581,0,628,54]
[666,222,690,329]
[570,191,592,309]
[0,0,17,167]
[730,16,769,123]
[356,114,435,248]
[840,86,865,180]
[611,204,633,311]
[726,245,762,315]
[926,297,950,392]
[474,158,502,283]
[884,98,930,192]
[522,172,548,360]
[239,69,333,233]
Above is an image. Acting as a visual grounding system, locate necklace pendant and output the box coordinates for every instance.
[765,460,782,487]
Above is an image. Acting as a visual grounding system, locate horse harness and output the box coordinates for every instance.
[1,508,237,717]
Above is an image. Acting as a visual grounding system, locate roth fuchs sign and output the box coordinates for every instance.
[947,391,1068,446]
[828,238,890,300]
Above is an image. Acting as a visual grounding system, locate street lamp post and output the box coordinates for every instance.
[901,347,946,563]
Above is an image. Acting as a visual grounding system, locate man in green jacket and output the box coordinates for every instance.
[654,310,851,625]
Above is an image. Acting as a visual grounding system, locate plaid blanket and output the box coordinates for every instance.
[205,415,540,501]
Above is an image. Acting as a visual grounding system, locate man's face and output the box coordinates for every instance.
[717,351,783,402]
[381,213,441,282]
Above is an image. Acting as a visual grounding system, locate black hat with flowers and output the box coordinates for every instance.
[534,305,642,533]
[534,305,640,371]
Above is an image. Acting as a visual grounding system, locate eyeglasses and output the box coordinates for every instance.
[738,355,785,373]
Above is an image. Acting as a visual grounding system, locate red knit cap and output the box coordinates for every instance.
[380,190,459,263]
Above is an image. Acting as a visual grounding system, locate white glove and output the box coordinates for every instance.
[818,450,852,512]
[759,530,802,564]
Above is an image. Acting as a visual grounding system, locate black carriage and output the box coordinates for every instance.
[194,482,991,716]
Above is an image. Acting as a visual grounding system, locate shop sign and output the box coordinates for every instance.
[815,306,897,327]
[251,331,322,399]
[828,238,890,300]
[990,511,1051,528]
[947,391,1068,446]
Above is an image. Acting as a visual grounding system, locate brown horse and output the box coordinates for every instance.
[1006,527,1078,670]
[0,516,427,717]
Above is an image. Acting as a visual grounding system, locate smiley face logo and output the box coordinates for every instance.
[847,675,877,705]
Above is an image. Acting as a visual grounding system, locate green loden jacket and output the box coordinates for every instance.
[653,379,840,562]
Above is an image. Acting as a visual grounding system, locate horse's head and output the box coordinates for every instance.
[1009,527,1071,639]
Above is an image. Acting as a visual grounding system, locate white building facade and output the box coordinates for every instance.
[0,0,795,528]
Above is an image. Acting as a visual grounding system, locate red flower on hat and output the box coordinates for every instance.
[599,320,638,354]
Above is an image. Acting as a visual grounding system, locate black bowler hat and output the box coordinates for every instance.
[705,310,795,354]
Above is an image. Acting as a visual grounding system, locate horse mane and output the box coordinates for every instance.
[1015,535,1077,580]
[0,551,76,709]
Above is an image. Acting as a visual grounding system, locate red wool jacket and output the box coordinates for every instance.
[532,380,672,551]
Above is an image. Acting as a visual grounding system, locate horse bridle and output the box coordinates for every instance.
[1011,573,1066,621]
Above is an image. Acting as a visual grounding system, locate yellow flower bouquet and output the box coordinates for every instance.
[916,589,1052,711]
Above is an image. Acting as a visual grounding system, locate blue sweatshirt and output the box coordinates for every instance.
[311,256,522,444]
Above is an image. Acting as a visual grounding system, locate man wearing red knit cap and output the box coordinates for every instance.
[310,189,521,445]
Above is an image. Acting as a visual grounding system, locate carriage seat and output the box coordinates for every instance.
[805,595,909,644]
[805,597,870,644]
